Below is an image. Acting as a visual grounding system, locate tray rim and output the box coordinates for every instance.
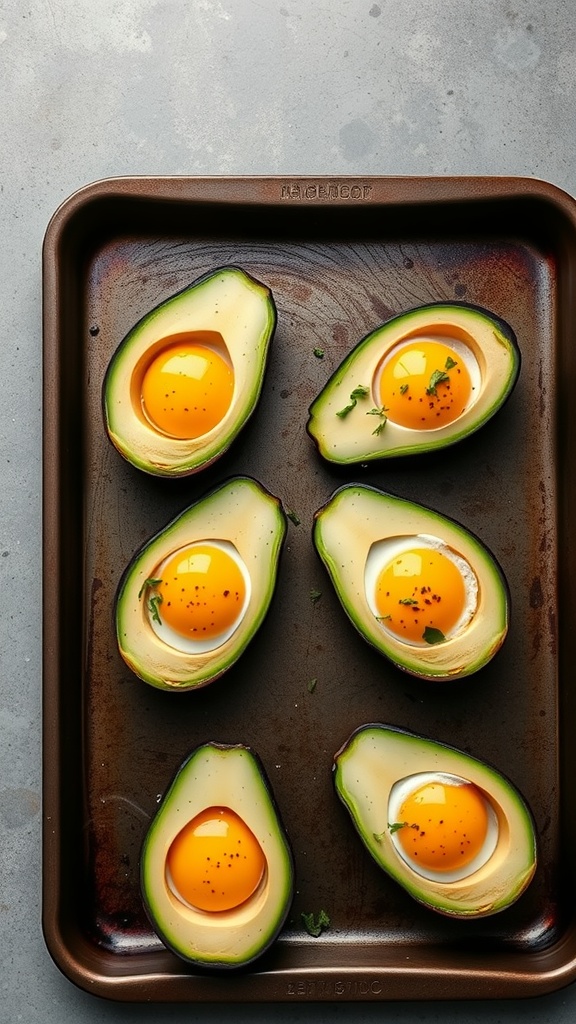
[42,173,576,1003]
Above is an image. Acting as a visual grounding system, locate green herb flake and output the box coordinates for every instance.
[367,404,388,436]
[287,509,301,526]
[148,593,163,625]
[313,347,325,359]
[399,383,409,395]
[445,356,458,370]
[398,597,418,606]
[388,821,419,835]
[336,399,357,418]
[307,677,317,693]
[423,626,446,645]
[310,588,322,605]
[376,613,392,622]
[426,368,450,396]
[336,384,369,418]
[301,909,330,938]
[388,821,408,835]
[138,577,163,600]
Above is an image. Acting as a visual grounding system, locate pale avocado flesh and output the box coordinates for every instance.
[334,724,537,918]
[103,266,276,477]
[307,302,520,463]
[313,484,509,681]
[141,742,294,968]
[115,476,286,691]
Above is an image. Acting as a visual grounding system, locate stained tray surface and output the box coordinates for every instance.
[42,177,576,1001]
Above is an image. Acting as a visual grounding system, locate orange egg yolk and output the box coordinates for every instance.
[379,340,471,429]
[141,341,234,439]
[396,780,489,872]
[166,806,266,912]
[375,548,467,643]
[155,543,246,640]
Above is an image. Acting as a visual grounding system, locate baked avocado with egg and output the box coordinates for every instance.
[307,302,520,464]
[334,724,537,918]
[141,742,294,968]
[313,484,508,681]
[115,476,286,691]
[103,265,276,477]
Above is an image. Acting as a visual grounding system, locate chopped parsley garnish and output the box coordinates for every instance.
[399,383,409,395]
[445,356,458,370]
[313,347,325,359]
[148,593,163,625]
[138,577,164,624]
[376,613,392,622]
[138,577,163,599]
[336,384,369,418]
[387,821,419,835]
[374,821,419,842]
[287,509,301,526]
[367,404,388,436]
[426,368,450,396]
[398,597,418,606]
[307,677,317,693]
[310,588,322,604]
[423,626,446,644]
[301,909,330,937]
[336,400,357,419]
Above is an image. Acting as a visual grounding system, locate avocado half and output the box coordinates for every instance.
[141,742,294,968]
[115,476,286,691]
[307,302,520,463]
[103,266,276,477]
[313,484,509,681]
[333,724,537,918]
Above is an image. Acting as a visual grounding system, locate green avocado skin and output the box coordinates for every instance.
[333,724,537,918]
[307,301,521,463]
[140,742,294,969]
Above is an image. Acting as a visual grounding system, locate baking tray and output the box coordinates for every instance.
[42,176,576,1001]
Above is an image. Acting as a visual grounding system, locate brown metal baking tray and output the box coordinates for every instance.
[42,176,576,1001]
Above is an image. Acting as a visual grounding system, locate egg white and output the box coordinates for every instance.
[387,771,499,883]
[146,539,252,654]
[373,334,482,430]
[364,534,479,647]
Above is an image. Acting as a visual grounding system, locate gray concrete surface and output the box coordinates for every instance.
[2,0,576,1020]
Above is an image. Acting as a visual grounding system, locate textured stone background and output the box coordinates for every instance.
[1,0,576,1021]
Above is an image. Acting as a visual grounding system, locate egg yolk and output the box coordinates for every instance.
[379,340,471,429]
[156,543,246,640]
[141,341,234,439]
[166,806,266,912]
[395,780,489,872]
[375,548,467,643]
